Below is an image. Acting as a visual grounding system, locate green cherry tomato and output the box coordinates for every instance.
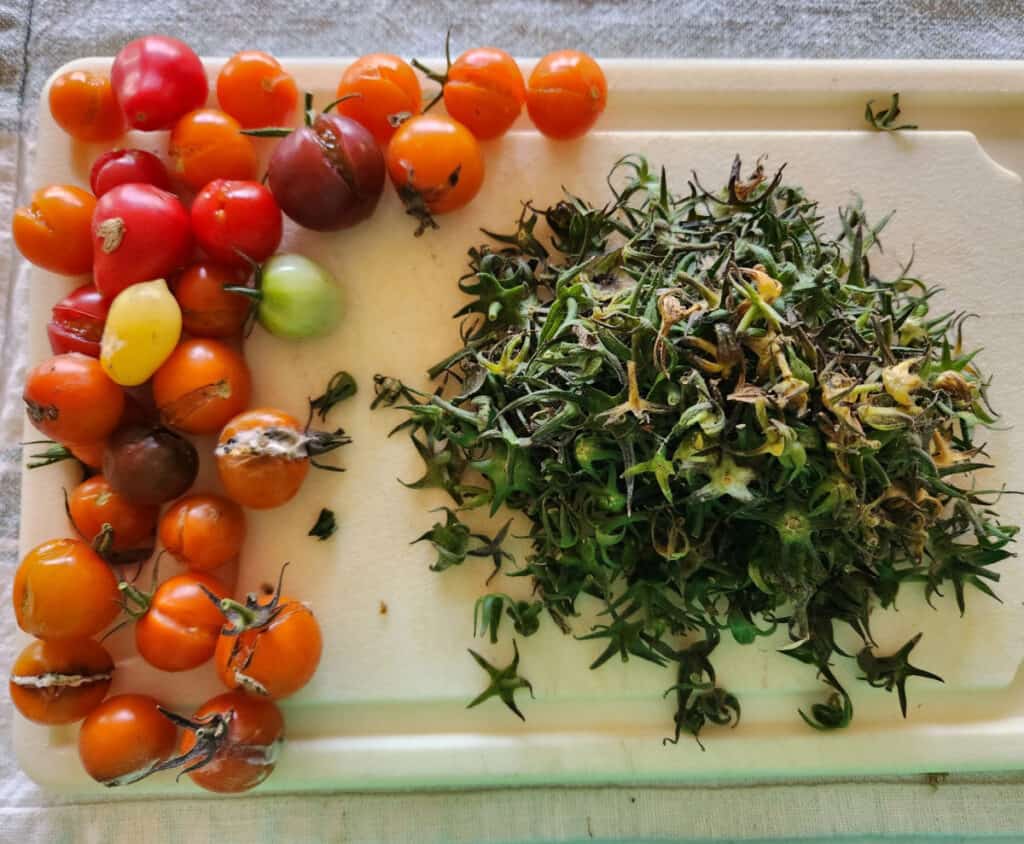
[235,254,341,340]
[100,279,182,386]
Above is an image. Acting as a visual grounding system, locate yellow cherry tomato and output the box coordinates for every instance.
[100,279,182,386]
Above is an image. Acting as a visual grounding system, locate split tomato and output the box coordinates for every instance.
[159,493,246,572]
[12,184,95,276]
[112,36,208,131]
[334,53,421,144]
[47,283,109,357]
[440,47,526,140]
[190,179,282,267]
[78,694,178,786]
[23,352,124,445]
[48,70,124,142]
[526,50,607,140]
[169,109,258,191]
[10,637,114,725]
[217,51,298,129]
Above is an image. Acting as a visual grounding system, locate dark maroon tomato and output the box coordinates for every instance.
[266,113,384,231]
[48,284,110,357]
[90,149,171,198]
[112,36,208,131]
[103,425,199,506]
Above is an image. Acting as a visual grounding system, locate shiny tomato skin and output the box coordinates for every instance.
[181,692,284,793]
[159,493,246,572]
[217,51,298,129]
[172,262,251,338]
[444,48,526,140]
[23,353,124,444]
[48,70,124,142]
[386,114,484,215]
[67,474,158,551]
[48,283,109,357]
[78,694,178,785]
[191,179,282,267]
[13,538,121,640]
[89,149,171,197]
[10,637,114,725]
[169,109,258,191]
[12,184,96,276]
[135,572,229,671]
[152,339,252,435]
[526,50,607,140]
[335,53,422,145]
[92,183,192,300]
[112,36,208,131]
[215,408,310,509]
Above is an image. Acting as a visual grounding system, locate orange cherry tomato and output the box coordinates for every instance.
[48,70,124,142]
[152,339,252,435]
[13,538,120,640]
[176,692,283,793]
[159,493,246,572]
[78,694,178,786]
[216,408,348,509]
[213,580,321,699]
[12,184,96,275]
[526,50,607,140]
[10,637,114,725]
[217,51,298,129]
[335,53,422,145]
[172,263,251,338]
[386,114,484,222]
[131,572,229,671]
[443,48,525,140]
[67,474,159,552]
[169,109,258,191]
[23,353,125,445]
[67,440,106,469]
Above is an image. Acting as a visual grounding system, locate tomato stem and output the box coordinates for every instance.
[411,29,454,112]
[118,580,151,615]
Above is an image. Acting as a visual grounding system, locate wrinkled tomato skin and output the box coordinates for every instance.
[112,36,208,131]
[48,283,109,357]
[9,637,114,725]
[215,408,310,509]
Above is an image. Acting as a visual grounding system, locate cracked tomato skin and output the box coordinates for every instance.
[215,408,310,509]
[217,51,298,129]
[159,493,246,572]
[169,109,258,191]
[112,36,208,131]
[135,572,230,672]
[526,50,607,140]
[266,113,384,231]
[10,637,114,725]
[47,283,110,357]
[13,538,120,641]
[180,692,284,793]
[213,594,322,700]
[78,694,178,786]
[334,53,421,145]
[92,183,192,300]
[48,70,124,142]
[12,184,96,276]
[443,47,526,140]
[23,352,124,444]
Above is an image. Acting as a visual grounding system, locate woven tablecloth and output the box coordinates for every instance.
[3,2,1024,841]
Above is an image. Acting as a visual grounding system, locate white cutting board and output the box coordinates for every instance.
[15,59,1024,794]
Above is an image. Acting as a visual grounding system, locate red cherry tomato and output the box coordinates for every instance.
[92,183,192,300]
[47,283,109,357]
[443,48,526,140]
[191,179,282,267]
[335,53,422,145]
[78,694,178,786]
[172,262,251,338]
[169,109,258,191]
[216,51,298,129]
[112,36,208,131]
[10,637,114,725]
[12,184,96,276]
[23,353,124,444]
[89,149,171,197]
[526,51,607,140]
[48,70,124,142]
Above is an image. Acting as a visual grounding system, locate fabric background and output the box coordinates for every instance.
[3,1,1024,841]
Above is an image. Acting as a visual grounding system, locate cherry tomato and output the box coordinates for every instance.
[267,112,384,231]
[103,425,199,506]
[334,53,422,145]
[159,493,246,572]
[191,179,282,267]
[172,262,251,338]
[78,694,178,786]
[48,70,124,142]
[217,51,298,129]
[386,114,484,226]
[13,538,120,640]
[12,184,95,275]
[175,692,284,793]
[216,408,349,509]
[112,36,208,131]
[89,149,171,197]
[23,353,124,444]
[101,279,182,386]
[152,339,252,434]
[68,440,106,469]
[92,183,191,300]
[67,474,158,552]
[526,50,607,140]
[10,637,114,725]
[169,109,258,191]
[245,253,340,339]
[47,283,109,357]
[443,48,526,140]
[213,576,321,699]
[128,572,229,671]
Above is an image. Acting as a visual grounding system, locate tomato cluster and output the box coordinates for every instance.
[12,34,608,792]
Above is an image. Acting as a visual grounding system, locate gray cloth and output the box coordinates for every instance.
[3,1,1024,841]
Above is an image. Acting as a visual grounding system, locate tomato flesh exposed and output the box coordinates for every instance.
[48,283,109,357]
[13,184,96,276]
[78,694,178,786]
[215,408,310,509]
[10,637,114,725]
